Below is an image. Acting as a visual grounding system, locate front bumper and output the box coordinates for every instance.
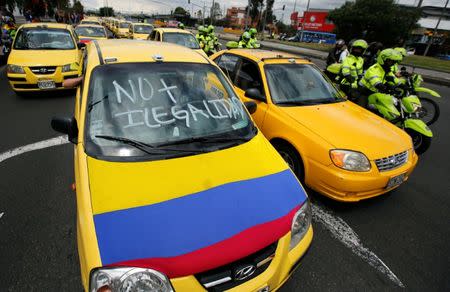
[170,226,313,292]
[306,150,419,202]
[7,66,78,92]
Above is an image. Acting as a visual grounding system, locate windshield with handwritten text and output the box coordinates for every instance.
[85,63,254,160]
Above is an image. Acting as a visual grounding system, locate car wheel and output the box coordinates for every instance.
[273,142,305,181]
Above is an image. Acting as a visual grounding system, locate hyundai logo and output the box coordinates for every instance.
[39,68,47,73]
[234,265,256,281]
[389,157,397,164]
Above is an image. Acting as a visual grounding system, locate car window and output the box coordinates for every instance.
[215,54,239,83]
[149,30,156,40]
[75,26,106,38]
[84,62,254,160]
[134,25,153,34]
[235,58,264,95]
[265,64,343,105]
[120,22,130,29]
[162,33,200,49]
[14,28,76,50]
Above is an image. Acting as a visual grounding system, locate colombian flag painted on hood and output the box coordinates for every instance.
[88,134,307,278]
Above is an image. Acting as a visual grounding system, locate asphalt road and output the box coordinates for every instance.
[0,51,449,292]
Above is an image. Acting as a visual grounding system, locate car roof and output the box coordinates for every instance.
[225,49,312,64]
[90,40,210,65]
[155,28,190,34]
[20,22,71,30]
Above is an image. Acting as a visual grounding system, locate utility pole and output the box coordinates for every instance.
[245,0,250,30]
[211,0,215,25]
[203,1,206,25]
[299,0,311,42]
[417,0,424,7]
[261,1,268,40]
[423,0,449,56]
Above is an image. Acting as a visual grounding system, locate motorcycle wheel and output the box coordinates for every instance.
[418,97,440,126]
[406,129,431,155]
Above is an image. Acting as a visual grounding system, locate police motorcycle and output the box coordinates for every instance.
[397,67,441,126]
[366,80,433,154]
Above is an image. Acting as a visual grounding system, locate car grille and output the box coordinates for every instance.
[195,241,278,291]
[29,66,57,75]
[375,151,408,171]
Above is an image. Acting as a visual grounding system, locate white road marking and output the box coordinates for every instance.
[0,135,69,164]
[312,204,405,288]
[0,212,4,219]
[0,136,405,287]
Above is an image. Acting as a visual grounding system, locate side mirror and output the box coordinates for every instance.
[77,42,86,49]
[244,101,257,114]
[51,116,78,144]
[244,88,265,101]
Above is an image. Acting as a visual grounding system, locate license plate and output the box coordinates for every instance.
[37,80,55,89]
[386,173,406,189]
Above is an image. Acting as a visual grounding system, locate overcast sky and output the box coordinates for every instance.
[81,0,450,23]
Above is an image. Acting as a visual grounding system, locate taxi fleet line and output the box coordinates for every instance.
[3,16,417,291]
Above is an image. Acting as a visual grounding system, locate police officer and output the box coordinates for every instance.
[339,39,368,99]
[326,39,348,66]
[248,28,260,49]
[358,48,403,107]
[238,32,253,48]
[178,22,185,30]
[393,47,407,76]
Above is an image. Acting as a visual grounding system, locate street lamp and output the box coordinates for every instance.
[299,0,311,42]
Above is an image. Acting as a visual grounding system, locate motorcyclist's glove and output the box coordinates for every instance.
[375,83,388,93]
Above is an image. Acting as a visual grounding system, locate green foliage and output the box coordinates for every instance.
[174,6,188,16]
[249,0,263,23]
[328,0,421,46]
[99,6,114,17]
[73,1,84,14]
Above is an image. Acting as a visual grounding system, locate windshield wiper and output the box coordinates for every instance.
[276,100,320,106]
[88,95,108,112]
[94,135,204,154]
[158,134,253,147]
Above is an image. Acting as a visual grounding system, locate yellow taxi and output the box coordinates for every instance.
[75,24,107,43]
[128,22,154,40]
[116,20,131,38]
[149,27,207,57]
[7,23,82,94]
[51,40,313,292]
[80,18,101,26]
[211,49,418,202]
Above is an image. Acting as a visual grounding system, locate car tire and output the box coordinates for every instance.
[406,129,432,155]
[273,142,305,182]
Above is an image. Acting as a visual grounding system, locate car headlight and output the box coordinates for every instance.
[330,149,371,172]
[62,62,79,72]
[289,199,312,250]
[7,64,25,74]
[90,267,173,292]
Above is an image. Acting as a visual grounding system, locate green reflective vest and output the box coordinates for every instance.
[359,63,400,92]
[340,54,364,86]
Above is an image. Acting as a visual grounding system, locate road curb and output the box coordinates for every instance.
[218,34,450,87]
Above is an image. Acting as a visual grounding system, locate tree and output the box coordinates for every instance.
[248,0,263,25]
[173,6,187,16]
[73,0,84,14]
[328,0,421,46]
[99,6,114,17]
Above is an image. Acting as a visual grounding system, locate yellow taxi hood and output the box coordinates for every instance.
[86,133,308,277]
[8,49,78,66]
[277,101,412,160]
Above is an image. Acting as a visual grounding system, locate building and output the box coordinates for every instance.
[290,9,335,33]
[226,7,250,28]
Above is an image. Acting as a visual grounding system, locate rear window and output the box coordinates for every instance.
[120,22,130,28]
[162,33,200,49]
[75,26,106,38]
